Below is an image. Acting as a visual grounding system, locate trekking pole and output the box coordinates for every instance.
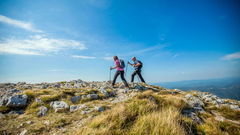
[109,66,112,83]
[125,62,128,77]
[137,75,141,84]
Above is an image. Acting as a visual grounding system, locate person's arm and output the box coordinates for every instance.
[128,61,134,66]
[110,61,120,70]
[128,61,141,67]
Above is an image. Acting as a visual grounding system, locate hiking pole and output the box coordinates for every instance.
[137,75,141,84]
[125,62,128,77]
[109,66,112,83]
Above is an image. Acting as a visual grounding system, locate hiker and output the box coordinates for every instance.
[128,57,146,83]
[110,56,129,88]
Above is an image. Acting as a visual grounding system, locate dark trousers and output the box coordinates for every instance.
[112,70,128,87]
[131,69,145,83]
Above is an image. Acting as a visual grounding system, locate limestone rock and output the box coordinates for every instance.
[70,104,86,112]
[86,94,98,100]
[50,101,69,112]
[6,94,28,108]
[95,106,105,112]
[38,106,48,116]
[71,96,81,103]
[19,129,27,135]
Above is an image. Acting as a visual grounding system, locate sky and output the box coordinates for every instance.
[0,0,240,83]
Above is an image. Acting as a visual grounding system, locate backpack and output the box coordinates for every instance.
[136,60,143,69]
[119,59,125,68]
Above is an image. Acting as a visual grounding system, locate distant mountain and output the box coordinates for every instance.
[152,77,240,100]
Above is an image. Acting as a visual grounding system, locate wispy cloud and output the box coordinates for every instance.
[222,52,240,61]
[122,44,167,57]
[48,69,65,72]
[0,35,87,55]
[0,15,43,33]
[102,56,112,61]
[72,55,96,59]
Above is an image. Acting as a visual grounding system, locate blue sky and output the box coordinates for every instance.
[0,0,240,83]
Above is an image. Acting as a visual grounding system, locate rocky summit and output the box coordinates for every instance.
[0,79,239,135]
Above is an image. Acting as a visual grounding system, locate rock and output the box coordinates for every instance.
[38,106,48,116]
[134,84,147,91]
[81,109,92,114]
[215,115,225,122]
[185,94,204,107]
[43,120,50,125]
[229,105,240,111]
[19,129,27,135]
[99,88,109,97]
[119,84,125,89]
[8,89,21,94]
[52,83,60,88]
[26,121,33,124]
[35,98,43,104]
[6,94,28,108]
[185,94,205,113]
[216,99,224,104]
[70,104,86,112]
[0,113,5,118]
[182,109,203,124]
[95,106,105,112]
[8,110,24,115]
[185,94,193,99]
[70,105,78,112]
[86,94,98,100]
[50,101,69,112]
[0,95,9,106]
[71,96,81,103]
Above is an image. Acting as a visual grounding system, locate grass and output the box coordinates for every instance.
[129,107,186,135]
[40,93,63,103]
[216,106,240,121]
[77,91,188,135]
[1,85,240,135]
[0,106,10,113]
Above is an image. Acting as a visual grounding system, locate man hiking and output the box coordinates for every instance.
[128,57,146,83]
[110,56,129,88]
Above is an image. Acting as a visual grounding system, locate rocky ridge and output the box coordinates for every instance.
[0,79,240,135]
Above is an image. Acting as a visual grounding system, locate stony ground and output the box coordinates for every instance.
[0,79,240,135]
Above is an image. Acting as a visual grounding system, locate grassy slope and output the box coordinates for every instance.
[0,85,240,135]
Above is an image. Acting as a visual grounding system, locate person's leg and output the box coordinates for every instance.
[120,71,129,87]
[131,70,137,82]
[112,71,120,86]
[137,70,145,83]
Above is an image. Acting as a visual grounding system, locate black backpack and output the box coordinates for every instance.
[119,59,125,68]
[137,60,143,69]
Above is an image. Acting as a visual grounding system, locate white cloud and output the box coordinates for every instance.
[72,55,96,59]
[222,52,240,60]
[0,35,87,55]
[102,56,112,61]
[0,15,43,33]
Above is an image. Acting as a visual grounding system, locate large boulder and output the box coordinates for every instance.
[50,101,69,112]
[6,94,28,108]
